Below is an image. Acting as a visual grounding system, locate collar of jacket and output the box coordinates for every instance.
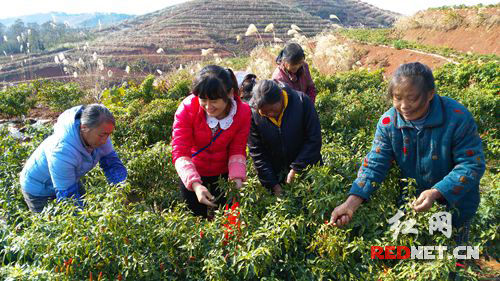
[78,126,94,153]
[280,64,303,82]
[396,94,444,129]
[260,90,289,127]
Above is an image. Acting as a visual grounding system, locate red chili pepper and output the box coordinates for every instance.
[228,214,237,225]
[200,230,204,238]
[117,273,123,281]
[456,262,465,268]
[89,272,93,281]
[98,271,103,281]
[231,202,239,211]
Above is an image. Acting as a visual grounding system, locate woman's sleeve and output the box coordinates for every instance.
[290,95,322,171]
[171,101,201,191]
[46,145,82,206]
[349,115,395,200]
[304,64,317,103]
[99,139,127,185]
[248,116,279,190]
[228,105,251,181]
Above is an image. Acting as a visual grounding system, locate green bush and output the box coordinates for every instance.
[166,78,191,100]
[434,61,499,91]
[126,142,179,209]
[37,81,86,112]
[102,75,159,113]
[113,98,179,147]
[0,83,36,118]
[315,68,386,96]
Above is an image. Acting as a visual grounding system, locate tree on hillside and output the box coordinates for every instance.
[26,23,45,52]
[0,23,5,44]
[8,19,26,39]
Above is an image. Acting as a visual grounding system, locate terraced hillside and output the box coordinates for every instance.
[0,0,400,83]
[93,0,399,57]
[282,0,399,27]
[93,0,329,58]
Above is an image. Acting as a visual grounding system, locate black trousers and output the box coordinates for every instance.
[179,174,228,218]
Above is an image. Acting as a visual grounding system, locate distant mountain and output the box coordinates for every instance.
[92,0,400,57]
[0,12,134,28]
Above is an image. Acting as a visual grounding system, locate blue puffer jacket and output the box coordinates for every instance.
[349,95,485,227]
[20,105,127,203]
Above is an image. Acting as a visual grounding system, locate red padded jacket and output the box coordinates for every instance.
[171,94,251,190]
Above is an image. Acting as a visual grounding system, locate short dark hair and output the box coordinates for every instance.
[192,65,238,104]
[276,43,305,65]
[240,73,257,102]
[388,62,435,99]
[249,80,282,109]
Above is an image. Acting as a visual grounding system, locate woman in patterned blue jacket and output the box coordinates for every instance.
[20,104,127,212]
[329,62,485,238]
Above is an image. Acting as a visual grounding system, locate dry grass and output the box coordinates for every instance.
[394,7,500,31]
[310,31,357,75]
[245,44,282,79]
[244,29,359,78]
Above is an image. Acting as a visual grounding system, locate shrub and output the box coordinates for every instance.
[126,142,179,209]
[113,98,179,147]
[155,77,192,100]
[315,68,385,95]
[37,81,86,112]
[0,83,36,118]
[441,10,465,30]
[102,75,164,112]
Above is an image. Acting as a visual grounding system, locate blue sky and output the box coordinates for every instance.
[0,0,498,19]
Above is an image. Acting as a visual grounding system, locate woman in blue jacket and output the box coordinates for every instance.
[20,104,127,212]
[329,62,485,241]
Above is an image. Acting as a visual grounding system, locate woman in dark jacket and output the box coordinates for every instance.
[248,80,322,196]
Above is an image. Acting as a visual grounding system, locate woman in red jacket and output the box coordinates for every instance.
[172,65,251,217]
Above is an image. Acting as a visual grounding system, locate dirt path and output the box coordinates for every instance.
[353,42,453,76]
